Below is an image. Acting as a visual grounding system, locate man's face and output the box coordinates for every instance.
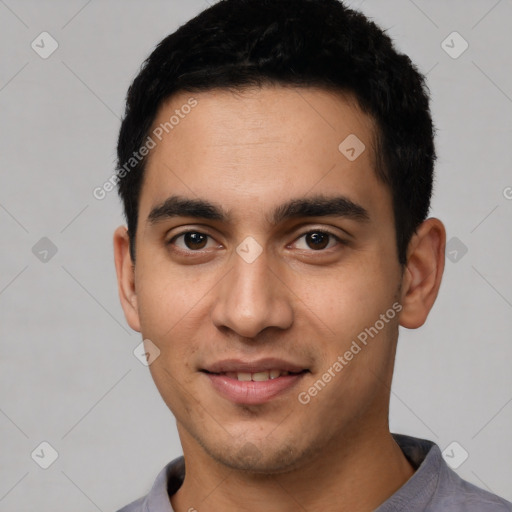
[129,86,404,472]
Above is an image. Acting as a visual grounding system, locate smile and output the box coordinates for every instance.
[202,368,309,405]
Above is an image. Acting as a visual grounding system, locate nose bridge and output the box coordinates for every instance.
[211,246,293,338]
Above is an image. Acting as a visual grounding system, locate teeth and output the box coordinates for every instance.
[252,371,269,381]
[222,370,294,381]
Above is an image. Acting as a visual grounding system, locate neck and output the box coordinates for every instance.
[170,425,415,512]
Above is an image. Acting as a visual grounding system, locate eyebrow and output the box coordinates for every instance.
[147,194,370,226]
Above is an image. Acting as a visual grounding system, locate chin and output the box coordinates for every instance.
[199,436,312,475]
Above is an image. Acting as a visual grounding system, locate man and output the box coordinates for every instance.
[113,0,512,510]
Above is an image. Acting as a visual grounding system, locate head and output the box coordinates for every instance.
[114,0,445,473]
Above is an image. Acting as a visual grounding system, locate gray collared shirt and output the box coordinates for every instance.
[117,433,512,511]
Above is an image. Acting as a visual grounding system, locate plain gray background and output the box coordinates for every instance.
[0,0,511,510]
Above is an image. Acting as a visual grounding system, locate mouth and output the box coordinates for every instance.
[202,368,307,381]
[200,358,310,404]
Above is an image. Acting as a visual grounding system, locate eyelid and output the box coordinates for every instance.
[166,224,219,242]
[288,221,354,240]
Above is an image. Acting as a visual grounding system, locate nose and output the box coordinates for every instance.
[210,247,294,339]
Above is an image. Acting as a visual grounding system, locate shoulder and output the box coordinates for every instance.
[385,434,512,512]
[116,495,145,512]
[115,456,185,512]
[429,462,512,511]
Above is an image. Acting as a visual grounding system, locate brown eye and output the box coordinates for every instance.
[305,232,330,250]
[182,232,208,250]
[294,230,340,251]
[169,231,216,252]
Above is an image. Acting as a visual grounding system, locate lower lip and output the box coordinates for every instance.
[204,372,306,405]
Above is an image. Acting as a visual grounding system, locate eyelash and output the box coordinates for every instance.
[166,229,345,255]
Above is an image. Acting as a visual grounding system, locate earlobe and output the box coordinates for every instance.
[113,226,141,332]
[399,218,446,329]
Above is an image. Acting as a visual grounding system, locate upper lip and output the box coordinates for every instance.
[201,358,308,374]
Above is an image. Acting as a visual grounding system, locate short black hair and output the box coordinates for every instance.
[116,0,436,265]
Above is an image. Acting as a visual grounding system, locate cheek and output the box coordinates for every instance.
[298,265,392,330]
[134,264,214,383]
[135,259,205,337]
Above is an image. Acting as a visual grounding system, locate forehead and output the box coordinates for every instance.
[138,85,388,225]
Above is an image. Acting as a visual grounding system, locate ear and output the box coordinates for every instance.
[399,218,446,329]
[113,226,141,332]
